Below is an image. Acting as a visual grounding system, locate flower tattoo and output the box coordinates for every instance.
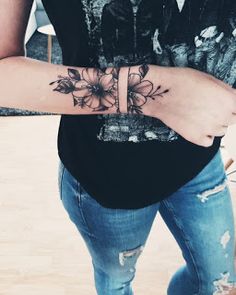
[49,64,169,115]
[127,64,169,114]
[50,67,120,112]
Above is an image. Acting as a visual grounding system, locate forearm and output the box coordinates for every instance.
[121,63,170,119]
[0,56,127,115]
[0,57,169,118]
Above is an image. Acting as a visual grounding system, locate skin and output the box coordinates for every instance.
[0,0,236,148]
[0,1,236,292]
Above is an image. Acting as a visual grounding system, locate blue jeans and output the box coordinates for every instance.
[58,148,236,295]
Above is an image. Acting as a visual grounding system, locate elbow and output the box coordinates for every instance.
[0,47,25,61]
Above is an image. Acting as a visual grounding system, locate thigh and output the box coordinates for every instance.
[58,159,160,275]
[159,149,236,287]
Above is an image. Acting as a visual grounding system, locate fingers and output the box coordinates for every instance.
[214,76,236,96]
[224,112,236,125]
[231,90,236,112]
[232,88,236,96]
[197,125,228,147]
[213,125,228,137]
[207,125,228,138]
[199,135,214,147]
[216,79,234,93]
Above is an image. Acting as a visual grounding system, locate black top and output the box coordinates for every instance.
[195,0,224,35]
[222,0,236,36]
[158,0,199,45]
[42,0,235,209]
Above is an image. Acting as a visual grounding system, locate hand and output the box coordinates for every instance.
[141,65,236,147]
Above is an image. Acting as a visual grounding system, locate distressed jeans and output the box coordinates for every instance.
[58,148,236,295]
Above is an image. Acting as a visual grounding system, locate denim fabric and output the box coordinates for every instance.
[58,148,236,295]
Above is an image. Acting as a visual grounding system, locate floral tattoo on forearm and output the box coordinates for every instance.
[50,67,120,112]
[49,64,169,115]
[126,64,169,115]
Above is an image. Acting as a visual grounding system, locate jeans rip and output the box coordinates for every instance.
[196,177,229,203]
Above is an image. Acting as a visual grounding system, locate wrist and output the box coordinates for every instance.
[117,66,129,114]
[123,63,169,120]
[145,64,170,121]
[117,63,170,120]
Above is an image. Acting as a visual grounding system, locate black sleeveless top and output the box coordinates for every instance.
[42,0,233,209]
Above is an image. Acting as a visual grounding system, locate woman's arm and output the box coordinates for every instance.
[0,0,127,115]
[0,0,33,59]
[1,0,236,147]
[1,51,236,148]
[0,56,128,115]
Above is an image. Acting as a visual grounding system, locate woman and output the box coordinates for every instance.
[0,0,236,294]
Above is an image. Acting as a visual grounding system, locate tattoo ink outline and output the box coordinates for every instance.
[50,67,120,113]
[127,63,170,115]
[49,64,170,115]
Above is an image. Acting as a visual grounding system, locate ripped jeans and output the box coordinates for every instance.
[58,148,236,295]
